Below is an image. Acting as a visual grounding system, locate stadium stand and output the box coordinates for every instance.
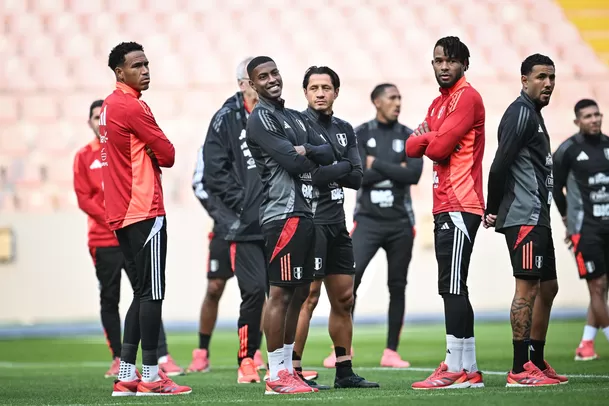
[1,0,608,213]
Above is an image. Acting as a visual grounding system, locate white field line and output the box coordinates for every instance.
[0,362,608,379]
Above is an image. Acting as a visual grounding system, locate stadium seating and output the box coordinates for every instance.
[1,0,608,212]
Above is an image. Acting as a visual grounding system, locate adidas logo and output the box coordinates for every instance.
[284,121,291,129]
[538,124,544,133]
[446,349,451,354]
[441,223,450,230]
[576,151,589,161]
[90,159,102,169]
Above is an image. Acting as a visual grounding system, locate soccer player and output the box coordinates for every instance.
[406,36,484,389]
[350,83,422,368]
[293,66,379,389]
[73,100,182,379]
[553,99,609,361]
[245,56,337,395]
[192,56,268,383]
[100,42,190,396]
[484,53,567,386]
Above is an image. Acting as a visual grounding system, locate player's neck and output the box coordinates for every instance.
[582,132,602,142]
[376,115,397,128]
[308,106,332,121]
[243,94,258,113]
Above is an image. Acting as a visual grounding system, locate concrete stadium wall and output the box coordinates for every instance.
[0,190,588,327]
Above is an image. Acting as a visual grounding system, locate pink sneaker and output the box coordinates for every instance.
[159,355,184,377]
[187,349,210,373]
[380,349,411,368]
[323,346,355,368]
[575,340,599,361]
[105,357,120,378]
[254,350,266,370]
[412,362,469,390]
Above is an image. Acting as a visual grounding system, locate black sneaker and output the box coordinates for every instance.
[297,372,331,390]
[334,373,380,389]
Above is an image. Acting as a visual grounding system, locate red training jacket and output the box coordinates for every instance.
[405,76,485,216]
[73,138,119,248]
[99,82,175,231]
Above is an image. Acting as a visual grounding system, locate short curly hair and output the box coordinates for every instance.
[108,42,144,71]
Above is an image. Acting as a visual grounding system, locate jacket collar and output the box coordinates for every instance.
[258,95,285,112]
[305,106,332,125]
[439,76,468,96]
[116,82,141,99]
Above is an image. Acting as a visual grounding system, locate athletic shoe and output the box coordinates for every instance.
[159,355,185,376]
[295,371,326,391]
[112,379,140,397]
[237,357,261,383]
[380,349,411,368]
[105,357,120,378]
[505,361,561,387]
[264,370,316,395]
[136,370,192,396]
[265,369,318,381]
[541,360,568,384]
[575,340,599,361]
[323,346,355,368]
[254,350,266,370]
[411,362,470,390]
[466,371,484,388]
[111,370,141,396]
[334,373,380,389]
[187,349,210,373]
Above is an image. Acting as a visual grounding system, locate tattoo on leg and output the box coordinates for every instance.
[511,296,535,340]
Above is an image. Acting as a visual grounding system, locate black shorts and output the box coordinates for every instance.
[570,232,609,280]
[262,216,315,287]
[207,232,234,280]
[503,225,557,281]
[115,216,167,301]
[313,222,355,279]
[434,212,481,296]
[89,245,135,300]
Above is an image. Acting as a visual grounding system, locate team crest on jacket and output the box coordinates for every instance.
[604,148,609,160]
[336,133,348,147]
[293,267,303,280]
[535,256,543,269]
[393,139,404,153]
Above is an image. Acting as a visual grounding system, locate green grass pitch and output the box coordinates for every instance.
[1,319,608,405]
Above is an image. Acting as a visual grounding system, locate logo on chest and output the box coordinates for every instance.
[604,148,609,160]
[336,133,348,147]
[90,159,102,170]
[392,139,404,153]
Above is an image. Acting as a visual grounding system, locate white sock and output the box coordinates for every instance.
[118,361,137,382]
[268,348,286,381]
[142,364,160,383]
[283,343,294,374]
[158,355,168,364]
[582,325,598,342]
[603,326,609,342]
[444,335,464,372]
[462,337,478,373]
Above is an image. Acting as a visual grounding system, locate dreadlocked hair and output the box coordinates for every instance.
[434,36,470,71]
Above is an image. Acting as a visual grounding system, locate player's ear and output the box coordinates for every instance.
[573,117,579,128]
[335,87,340,99]
[249,79,255,90]
[520,74,528,90]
